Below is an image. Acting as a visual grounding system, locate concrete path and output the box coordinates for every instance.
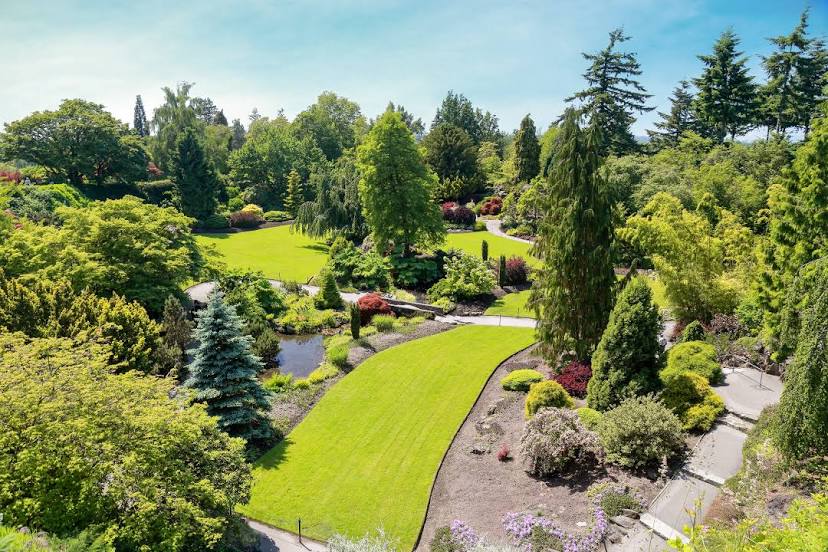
[248,519,326,552]
[186,280,367,305]
[715,367,782,422]
[484,219,534,244]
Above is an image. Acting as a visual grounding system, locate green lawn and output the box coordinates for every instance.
[486,290,532,318]
[444,231,539,266]
[240,326,536,547]
[195,225,328,282]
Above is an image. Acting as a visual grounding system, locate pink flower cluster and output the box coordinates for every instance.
[502,509,608,552]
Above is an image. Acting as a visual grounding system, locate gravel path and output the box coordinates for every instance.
[484,219,534,244]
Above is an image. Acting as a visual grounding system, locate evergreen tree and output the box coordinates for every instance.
[314,267,343,309]
[529,109,616,362]
[212,109,229,126]
[382,102,425,138]
[230,118,246,150]
[422,123,480,199]
[172,127,219,220]
[586,278,662,411]
[646,80,696,149]
[761,9,828,137]
[283,168,304,215]
[513,114,541,184]
[481,239,489,261]
[133,95,148,138]
[775,263,828,459]
[350,302,361,339]
[184,291,273,445]
[566,28,653,155]
[357,111,445,255]
[760,108,828,355]
[190,97,218,124]
[692,29,758,142]
[432,90,501,144]
[498,255,507,287]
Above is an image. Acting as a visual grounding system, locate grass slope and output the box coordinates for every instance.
[241,326,536,548]
[486,290,532,317]
[195,225,328,282]
[444,231,538,266]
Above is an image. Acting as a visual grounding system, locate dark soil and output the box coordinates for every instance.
[416,345,662,550]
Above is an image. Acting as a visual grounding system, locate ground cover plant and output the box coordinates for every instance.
[240,326,535,548]
[195,224,329,282]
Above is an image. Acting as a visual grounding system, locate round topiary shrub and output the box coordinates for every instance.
[576,407,603,431]
[356,293,393,324]
[501,369,544,392]
[666,341,722,384]
[681,320,706,342]
[553,361,592,398]
[520,408,603,476]
[660,368,725,432]
[597,395,685,469]
[525,380,574,418]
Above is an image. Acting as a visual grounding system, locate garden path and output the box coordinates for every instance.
[484,219,535,244]
[247,519,326,552]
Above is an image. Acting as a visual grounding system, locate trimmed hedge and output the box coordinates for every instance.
[525,380,574,418]
[666,341,722,384]
[501,369,544,391]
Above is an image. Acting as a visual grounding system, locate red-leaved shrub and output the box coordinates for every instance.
[356,293,393,324]
[441,202,459,219]
[479,196,502,216]
[504,256,529,285]
[0,170,22,184]
[497,444,510,462]
[553,361,592,398]
[441,202,476,226]
[229,209,263,228]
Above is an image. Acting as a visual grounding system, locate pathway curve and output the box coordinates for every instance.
[484,219,534,245]
[248,519,326,552]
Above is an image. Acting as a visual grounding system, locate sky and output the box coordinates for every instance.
[2,0,826,136]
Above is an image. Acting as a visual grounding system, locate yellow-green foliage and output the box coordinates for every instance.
[372,314,395,332]
[279,294,347,334]
[660,366,724,432]
[525,380,574,418]
[308,363,339,384]
[500,369,544,391]
[666,341,723,383]
[576,407,604,431]
[264,373,293,392]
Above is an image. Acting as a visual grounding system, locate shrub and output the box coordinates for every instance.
[349,303,361,339]
[390,254,440,288]
[525,380,574,418]
[479,196,503,216]
[683,392,726,432]
[279,294,347,333]
[576,407,603,431]
[441,201,458,219]
[660,368,725,431]
[357,293,393,324]
[308,363,339,384]
[481,240,489,261]
[501,369,544,391]
[428,253,496,301]
[587,278,663,411]
[431,297,456,312]
[553,361,592,398]
[372,314,396,332]
[430,527,463,552]
[520,408,603,476]
[241,203,264,216]
[200,212,229,229]
[681,320,706,342]
[441,202,476,226]
[589,484,643,517]
[473,220,486,232]
[329,238,391,290]
[708,313,743,338]
[314,268,343,310]
[327,342,349,368]
[497,444,511,462]
[229,209,263,228]
[503,256,529,285]
[264,373,293,392]
[597,395,685,469]
[293,378,310,389]
[327,530,398,552]
[507,223,534,237]
[497,255,507,287]
[263,210,292,222]
[666,341,722,384]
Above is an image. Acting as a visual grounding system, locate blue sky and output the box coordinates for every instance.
[2,0,826,135]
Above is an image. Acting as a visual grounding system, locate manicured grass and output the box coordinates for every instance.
[240,326,536,548]
[486,290,533,318]
[195,225,328,282]
[444,231,539,266]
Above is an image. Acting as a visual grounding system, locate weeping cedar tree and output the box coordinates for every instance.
[566,28,653,155]
[692,29,758,142]
[172,127,219,221]
[529,108,616,363]
[586,278,663,411]
[513,114,541,184]
[775,262,828,460]
[184,291,274,447]
[646,80,696,150]
[357,111,445,255]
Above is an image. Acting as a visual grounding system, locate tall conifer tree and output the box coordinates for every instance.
[513,114,541,184]
[230,119,246,150]
[692,30,758,142]
[172,127,219,220]
[283,168,304,215]
[185,291,274,446]
[647,80,696,149]
[566,28,653,155]
[530,109,615,362]
[133,95,148,138]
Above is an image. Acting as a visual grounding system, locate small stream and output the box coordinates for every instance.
[262,333,325,379]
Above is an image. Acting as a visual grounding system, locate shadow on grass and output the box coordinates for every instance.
[300,244,329,254]
[255,437,293,470]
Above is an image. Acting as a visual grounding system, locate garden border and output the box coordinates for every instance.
[411,340,539,551]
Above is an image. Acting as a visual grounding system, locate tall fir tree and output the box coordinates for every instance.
[230,118,246,150]
[133,95,148,138]
[761,9,828,137]
[774,261,828,460]
[172,127,219,221]
[283,168,304,215]
[212,109,229,126]
[184,291,274,445]
[566,28,653,155]
[692,29,758,142]
[529,109,616,362]
[646,80,696,149]
[759,106,828,355]
[513,114,541,184]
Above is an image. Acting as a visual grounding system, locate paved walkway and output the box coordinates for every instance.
[484,219,534,244]
[186,280,366,305]
[248,519,326,552]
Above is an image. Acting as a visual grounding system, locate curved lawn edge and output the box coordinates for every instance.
[410,339,537,551]
[239,326,537,549]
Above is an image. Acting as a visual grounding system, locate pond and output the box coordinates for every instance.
[267,333,325,378]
